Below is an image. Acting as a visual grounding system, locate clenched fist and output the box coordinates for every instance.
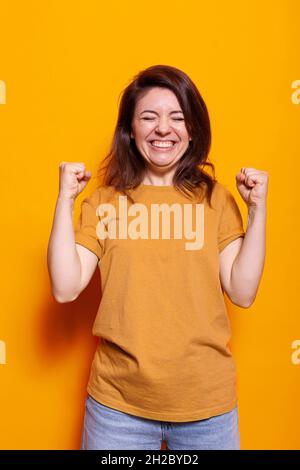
[236,167,269,208]
[58,161,91,200]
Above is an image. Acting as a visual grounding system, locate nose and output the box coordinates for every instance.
[155,116,172,135]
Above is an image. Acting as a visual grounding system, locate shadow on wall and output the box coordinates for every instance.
[36,267,102,448]
[35,268,173,451]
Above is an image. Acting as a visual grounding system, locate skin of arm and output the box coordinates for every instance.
[47,195,81,302]
[47,162,98,303]
[219,168,268,308]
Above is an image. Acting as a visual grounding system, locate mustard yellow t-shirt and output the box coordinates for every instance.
[74,181,245,422]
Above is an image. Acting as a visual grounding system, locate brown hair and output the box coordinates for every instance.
[97,64,217,207]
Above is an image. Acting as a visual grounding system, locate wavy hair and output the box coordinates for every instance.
[97,64,217,206]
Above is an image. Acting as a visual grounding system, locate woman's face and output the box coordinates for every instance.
[131,87,191,172]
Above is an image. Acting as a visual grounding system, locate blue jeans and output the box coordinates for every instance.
[81,394,240,450]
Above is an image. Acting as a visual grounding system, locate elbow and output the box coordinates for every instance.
[55,296,78,304]
[229,293,255,309]
[227,280,258,309]
[52,290,79,304]
[234,297,254,309]
[237,298,254,309]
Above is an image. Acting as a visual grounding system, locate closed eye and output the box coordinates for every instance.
[142,117,184,121]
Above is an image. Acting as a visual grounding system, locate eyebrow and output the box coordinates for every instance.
[140,110,184,115]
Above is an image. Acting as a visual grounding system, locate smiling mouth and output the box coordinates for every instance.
[148,140,178,150]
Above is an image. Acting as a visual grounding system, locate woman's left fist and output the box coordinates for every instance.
[236,167,269,208]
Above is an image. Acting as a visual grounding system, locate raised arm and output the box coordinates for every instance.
[47,161,98,303]
[219,167,268,308]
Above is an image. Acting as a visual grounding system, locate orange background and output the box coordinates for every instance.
[0,0,299,449]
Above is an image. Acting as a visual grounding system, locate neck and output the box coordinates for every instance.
[142,170,176,186]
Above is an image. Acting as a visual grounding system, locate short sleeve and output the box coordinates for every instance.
[74,189,103,260]
[218,188,245,253]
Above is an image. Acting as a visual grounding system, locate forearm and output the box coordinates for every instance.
[47,195,81,302]
[230,205,267,306]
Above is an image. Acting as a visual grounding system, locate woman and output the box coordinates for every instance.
[47,64,268,450]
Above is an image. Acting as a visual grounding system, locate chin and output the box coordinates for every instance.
[148,158,179,169]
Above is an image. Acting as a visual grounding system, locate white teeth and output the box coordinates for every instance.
[150,140,175,148]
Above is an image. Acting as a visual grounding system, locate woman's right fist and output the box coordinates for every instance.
[58,161,91,200]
